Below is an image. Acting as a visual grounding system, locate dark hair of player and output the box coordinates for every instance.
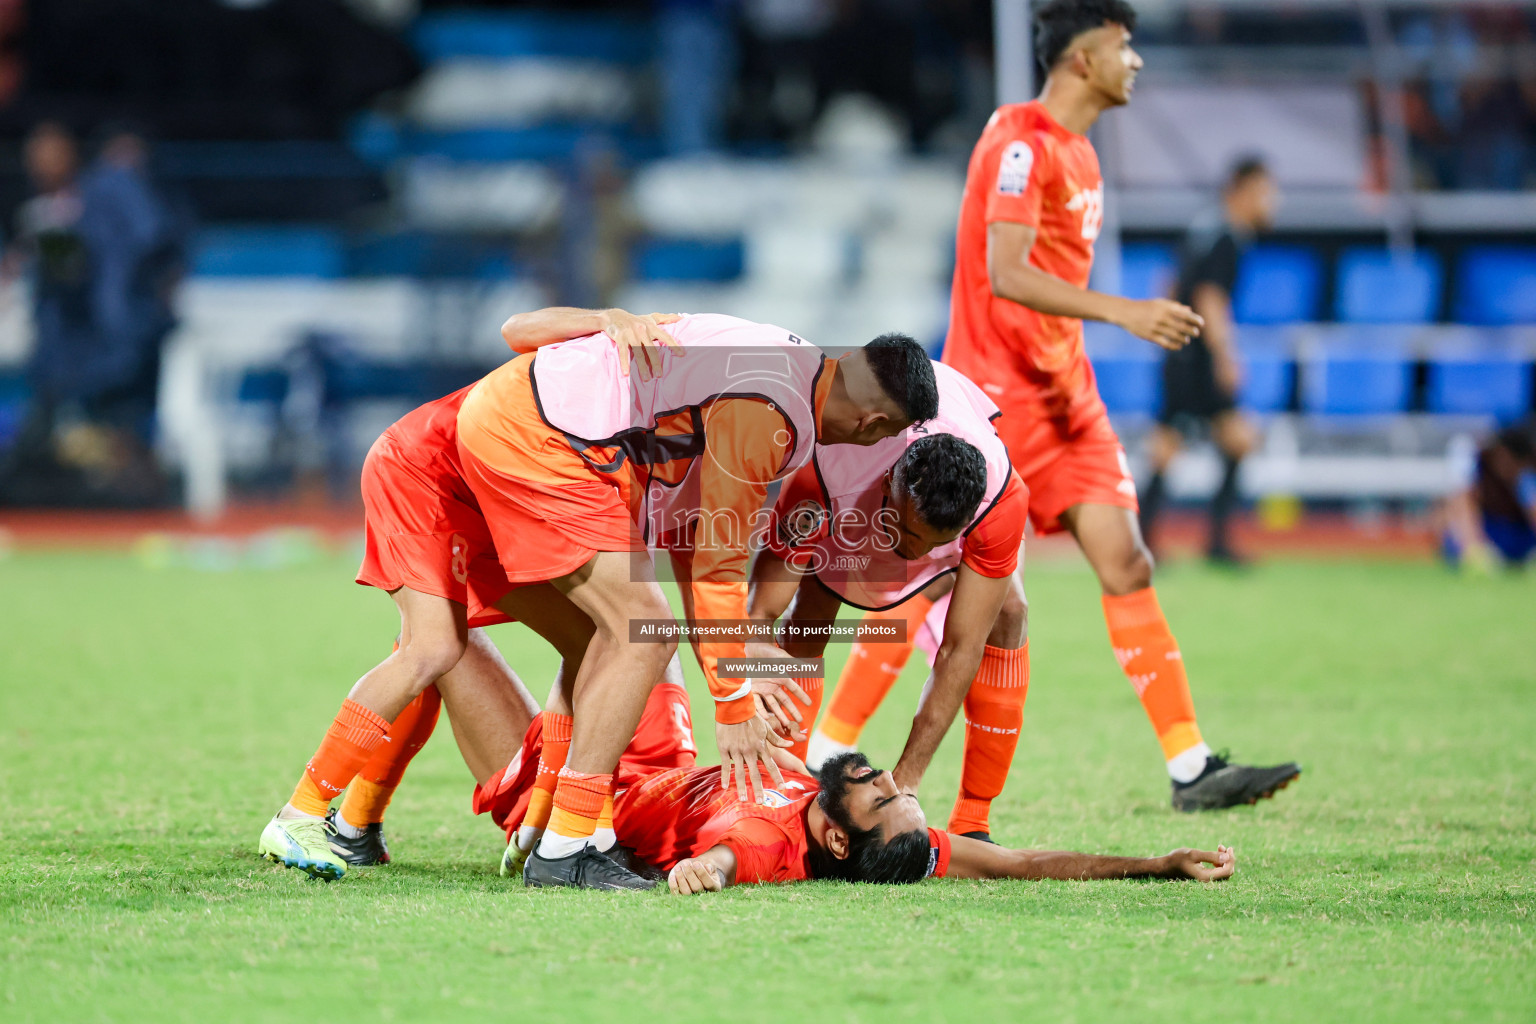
[864,333,939,424]
[893,434,989,533]
[1035,0,1139,73]
[1226,154,1270,191]
[805,752,932,886]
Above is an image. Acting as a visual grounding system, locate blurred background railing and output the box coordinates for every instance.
[0,0,1530,528]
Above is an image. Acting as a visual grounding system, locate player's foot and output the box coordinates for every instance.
[500,834,534,878]
[258,813,348,880]
[1171,753,1301,812]
[1206,545,1253,569]
[605,844,666,882]
[523,846,657,891]
[959,830,995,844]
[324,810,390,868]
[805,731,857,774]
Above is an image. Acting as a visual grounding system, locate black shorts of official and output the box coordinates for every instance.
[1158,339,1237,433]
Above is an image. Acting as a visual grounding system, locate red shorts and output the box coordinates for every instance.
[994,403,1138,535]
[470,681,697,836]
[455,358,647,585]
[355,414,517,628]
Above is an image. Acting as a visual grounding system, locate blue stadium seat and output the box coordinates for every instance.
[1300,327,1415,415]
[1454,247,1536,326]
[1233,325,1295,413]
[0,369,27,449]
[1335,248,1442,323]
[1119,242,1177,301]
[1426,336,1534,421]
[1085,323,1161,417]
[406,127,657,163]
[193,226,345,278]
[1233,245,1323,324]
[412,12,650,64]
[633,239,744,282]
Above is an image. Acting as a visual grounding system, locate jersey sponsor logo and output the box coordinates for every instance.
[777,499,830,550]
[761,789,793,808]
[1065,184,1105,240]
[450,533,469,584]
[996,141,1034,197]
[926,845,941,878]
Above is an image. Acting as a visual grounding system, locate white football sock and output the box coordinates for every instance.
[805,731,857,772]
[516,824,542,853]
[1167,742,1214,784]
[277,803,322,821]
[334,810,366,839]
[537,830,589,860]
[590,827,617,853]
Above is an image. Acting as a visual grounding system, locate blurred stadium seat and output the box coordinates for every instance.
[1085,323,1161,418]
[633,239,745,283]
[1335,248,1442,323]
[1234,325,1296,413]
[1453,247,1536,326]
[1234,245,1324,324]
[192,227,346,279]
[1425,332,1535,421]
[1119,243,1177,301]
[1301,326,1415,415]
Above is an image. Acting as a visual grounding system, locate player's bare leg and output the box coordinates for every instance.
[524,550,677,889]
[261,586,472,879]
[946,570,1028,842]
[1063,502,1299,810]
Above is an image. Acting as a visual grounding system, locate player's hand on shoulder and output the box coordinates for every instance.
[599,308,683,379]
[716,715,787,804]
[1165,844,1235,881]
[1118,298,1204,351]
[668,857,725,895]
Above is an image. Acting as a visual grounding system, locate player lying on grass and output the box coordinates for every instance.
[747,358,1032,843]
[258,308,687,880]
[817,0,1300,812]
[470,679,1236,892]
[452,309,938,889]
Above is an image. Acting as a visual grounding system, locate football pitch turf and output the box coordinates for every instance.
[1,549,1532,1022]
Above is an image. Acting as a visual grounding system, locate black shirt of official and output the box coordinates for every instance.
[1156,213,1252,425]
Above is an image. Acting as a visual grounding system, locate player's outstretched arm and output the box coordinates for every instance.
[500,306,681,376]
[668,845,738,895]
[987,222,1203,351]
[946,833,1236,882]
[890,566,1010,792]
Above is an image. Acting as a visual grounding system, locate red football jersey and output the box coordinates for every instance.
[613,765,954,885]
[943,100,1109,430]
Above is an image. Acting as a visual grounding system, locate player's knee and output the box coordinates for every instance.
[398,634,466,687]
[1102,544,1155,595]
[986,586,1028,648]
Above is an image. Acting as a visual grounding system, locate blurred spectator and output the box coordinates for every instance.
[1140,156,1275,566]
[0,123,188,506]
[1439,419,1536,572]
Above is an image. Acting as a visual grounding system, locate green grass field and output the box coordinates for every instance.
[1,549,1533,1022]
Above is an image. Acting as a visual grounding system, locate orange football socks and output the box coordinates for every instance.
[591,794,617,852]
[539,767,611,859]
[338,684,443,828]
[1102,588,1211,780]
[522,711,572,839]
[786,675,824,763]
[948,643,1029,836]
[289,698,390,817]
[818,595,934,746]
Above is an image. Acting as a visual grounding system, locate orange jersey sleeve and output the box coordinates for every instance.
[687,397,796,723]
[711,816,808,885]
[983,129,1051,229]
[959,470,1027,578]
[928,828,952,878]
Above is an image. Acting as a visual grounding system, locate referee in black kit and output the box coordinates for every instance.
[1139,156,1276,565]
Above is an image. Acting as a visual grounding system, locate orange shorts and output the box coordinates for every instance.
[994,403,1138,535]
[456,355,646,584]
[470,681,697,835]
[355,416,516,628]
